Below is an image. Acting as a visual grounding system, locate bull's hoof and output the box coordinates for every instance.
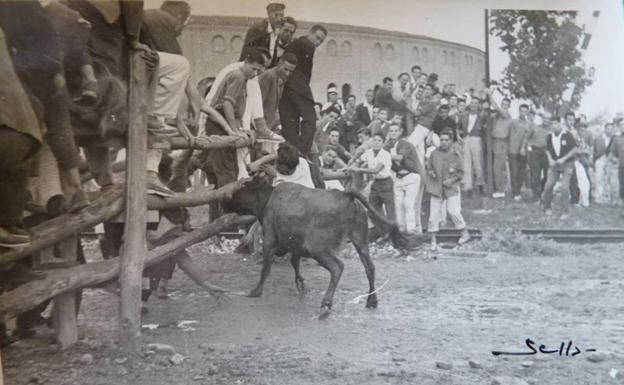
[248,288,263,298]
[318,305,331,320]
[366,294,378,309]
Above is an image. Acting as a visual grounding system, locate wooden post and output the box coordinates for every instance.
[51,237,78,349]
[119,51,149,353]
[484,9,494,197]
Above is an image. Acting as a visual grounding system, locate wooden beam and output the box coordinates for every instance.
[51,237,78,349]
[119,51,149,352]
[0,214,255,322]
[0,187,125,267]
[0,181,248,267]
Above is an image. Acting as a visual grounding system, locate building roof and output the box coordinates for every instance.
[189,15,484,55]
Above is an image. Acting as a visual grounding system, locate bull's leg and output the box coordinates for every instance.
[351,217,378,309]
[352,241,378,309]
[314,252,344,318]
[290,252,306,296]
[249,229,276,298]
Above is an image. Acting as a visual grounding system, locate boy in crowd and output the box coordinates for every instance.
[348,133,396,224]
[593,122,615,203]
[319,145,349,190]
[508,104,530,201]
[385,124,423,234]
[426,128,470,250]
[368,108,390,137]
[327,127,352,163]
[522,111,551,201]
[609,119,624,204]
[541,116,578,218]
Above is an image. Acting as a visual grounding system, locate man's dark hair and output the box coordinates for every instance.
[378,107,389,114]
[358,128,371,137]
[266,3,285,12]
[280,52,298,66]
[502,98,511,104]
[457,98,466,103]
[605,122,614,128]
[322,105,341,116]
[276,143,301,175]
[328,127,340,134]
[244,48,267,65]
[411,65,421,72]
[347,94,356,102]
[366,88,373,94]
[241,46,270,61]
[432,91,442,97]
[314,102,323,110]
[439,128,453,138]
[428,73,439,82]
[283,16,297,29]
[161,1,191,18]
[382,76,393,84]
[438,104,450,112]
[519,103,529,110]
[398,72,410,79]
[565,112,576,119]
[310,24,327,35]
[373,132,386,142]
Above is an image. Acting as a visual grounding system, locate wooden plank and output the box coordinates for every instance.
[51,237,78,349]
[119,51,149,353]
[0,214,255,321]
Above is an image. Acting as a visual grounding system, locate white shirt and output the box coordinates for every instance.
[467,113,478,133]
[267,22,279,59]
[551,131,563,157]
[199,61,263,135]
[274,157,315,189]
[361,148,392,179]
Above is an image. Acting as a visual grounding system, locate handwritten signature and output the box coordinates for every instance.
[492,339,596,357]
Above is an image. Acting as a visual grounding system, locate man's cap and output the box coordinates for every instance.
[327,87,338,94]
[266,3,285,12]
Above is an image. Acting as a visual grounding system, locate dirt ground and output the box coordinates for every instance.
[2,201,624,385]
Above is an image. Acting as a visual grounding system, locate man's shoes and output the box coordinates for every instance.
[0,226,30,248]
[147,171,175,197]
[545,209,553,216]
[256,131,284,143]
[492,192,505,198]
[458,229,472,245]
[513,195,522,201]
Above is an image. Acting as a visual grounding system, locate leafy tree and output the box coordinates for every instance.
[489,10,593,112]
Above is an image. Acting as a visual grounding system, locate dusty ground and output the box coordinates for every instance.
[2,201,624,385]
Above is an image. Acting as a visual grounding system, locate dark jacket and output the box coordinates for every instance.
[458,111,487,138]
[239,19,271,61]
[373,87,405,115]
[426,147,464,198]
[284,36,316,101]
[384,139,423,176]
[354,103,372,128]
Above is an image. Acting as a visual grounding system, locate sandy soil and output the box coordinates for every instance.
[3,235,624,385]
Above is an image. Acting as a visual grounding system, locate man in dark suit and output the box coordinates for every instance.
[269,16,296,68]
[279,24,328,157]
[374,77,406,118]
[355,89,374,129]
[239,3,285,62]
[458,97,487,194]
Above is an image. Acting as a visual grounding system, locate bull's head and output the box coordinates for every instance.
[222,174,273,219]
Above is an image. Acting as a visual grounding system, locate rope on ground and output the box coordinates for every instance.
[347,279,390,305]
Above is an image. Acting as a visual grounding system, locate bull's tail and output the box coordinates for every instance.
[345,190,409,251]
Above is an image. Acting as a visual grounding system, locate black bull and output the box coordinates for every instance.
[224,177,411,314]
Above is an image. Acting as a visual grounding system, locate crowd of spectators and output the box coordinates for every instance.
[1,0,624,335]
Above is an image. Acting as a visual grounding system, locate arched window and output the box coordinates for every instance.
[341,41,353,56]
[326,39,338,56]
[450,51,455,66]
[385,44,395,60]
[443,50,448,64]
[230,35,243,53]
[469,55,474,67]
[422,48,429,62]
[212,35,226,52]
[465,54,470,66]
[412,46,420,60]
[373,43,382,59]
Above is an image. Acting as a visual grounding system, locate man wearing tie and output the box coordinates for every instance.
[458,97,486,196]
[355,89,375,129]
[240,3,285,62]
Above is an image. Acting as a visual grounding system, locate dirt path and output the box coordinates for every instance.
[3,240,624,385]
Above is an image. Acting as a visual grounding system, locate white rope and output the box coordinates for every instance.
[347,279,390,304]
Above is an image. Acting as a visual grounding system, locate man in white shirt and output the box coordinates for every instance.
[348,133,395,222]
